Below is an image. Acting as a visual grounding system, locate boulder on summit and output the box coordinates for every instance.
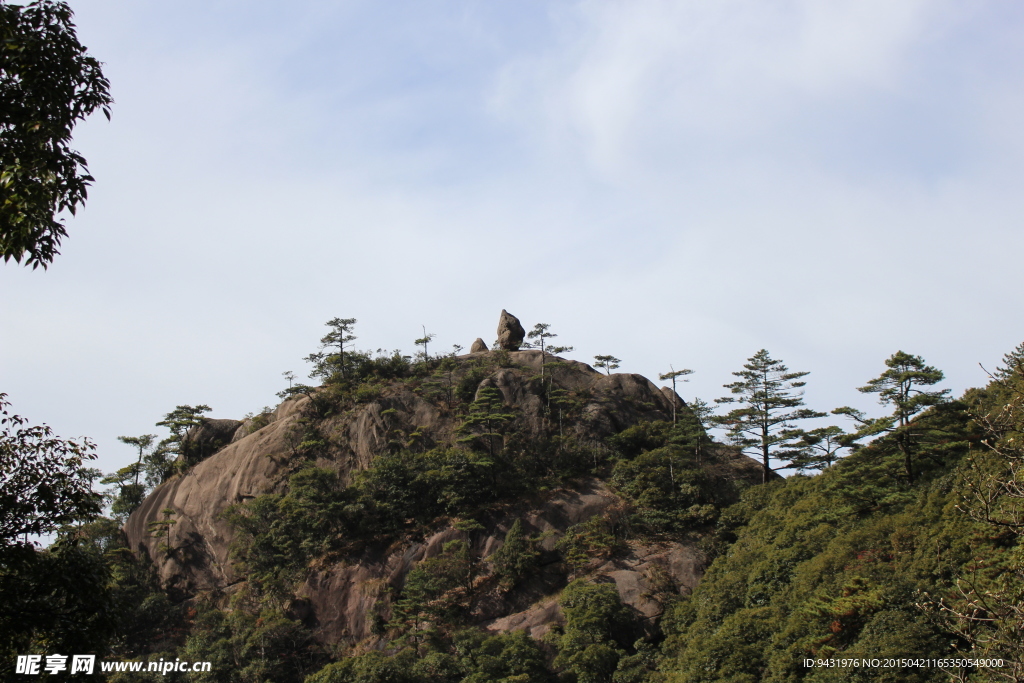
[496,309,526,350]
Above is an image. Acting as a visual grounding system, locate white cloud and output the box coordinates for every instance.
[490,0,952,175]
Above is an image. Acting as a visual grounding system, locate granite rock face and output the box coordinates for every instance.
[496,309,526,350]
[292,479,707,645]
[125,349,765,645]
[181,418,244,464]
[470,337,489,353]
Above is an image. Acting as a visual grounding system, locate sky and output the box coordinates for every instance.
[3,0,1024,477]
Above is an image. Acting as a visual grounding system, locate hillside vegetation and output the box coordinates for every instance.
[4,317,1023,683]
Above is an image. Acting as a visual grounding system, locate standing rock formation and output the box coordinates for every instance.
[470,338,488,353]
[124,347,767,648]
[496,309,526,350]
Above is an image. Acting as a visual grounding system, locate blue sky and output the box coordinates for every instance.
[3,0,1024,476]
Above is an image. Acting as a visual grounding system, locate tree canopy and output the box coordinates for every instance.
[835,350,949,482]
[0,0,112,268]
[715,349,824,483]
[0,393,100,546]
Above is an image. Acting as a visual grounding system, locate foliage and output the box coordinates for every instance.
[305,651,419,683]
[490,519,541,591]
[74,517,185,663]
[658,398,981,682]
[355,447,498,530]
[715,349,825,483]
[100,464,145,522]
[100,433,157,521]
[594,355,621,375]
[993,341,1024,381]
[304,629,553,683]
[0,537,117,677]
[392,539,478,631]
[110,337,1024,682]
[455,629,554,683]
[552,580,637,683]
[608,421,675,459]
[154,404,211,474]
[147,507,177,555]
[929,365,1024,679]
[527,323,573,379]
[415,325,436,361]
[421,355,462,409]
[229,422,610,589]
[658,366,693,425]
[225,467,354,594]
[244,408,273,434]
[610,446,727,534]
[458,386,516,457]
[835,351,950,484]
[306,317,359,381]
[0,0,112,268]
[557,516,620,577]
[180,600,320,683]
[0,393,100,545]
[789,425,851,473]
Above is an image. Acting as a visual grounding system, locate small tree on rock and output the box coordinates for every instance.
[527,323,572,379]
[594,355,621,375]
[306,317,357,381]
[490,519,540,592]
[458,387,515,459]
[659,366,694,424]
[154,404,210,473]
[414,325,435,362]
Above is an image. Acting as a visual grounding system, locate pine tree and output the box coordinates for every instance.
[490,519,539,591]
[659,366,694,424]
[994,341,1024,380]
[306,317,357,381]
[154,404,211,473]
[118,434,157,488]
[457,387,515,458]
[594,355,621,375]
[834,350,948,483]
[940,352,1024,674]
[101,434,157,520]
[715,350,824,483]
[527,323,573,379]
[789,425,849,472]
[682,396,715,466]
[414,325,435,362]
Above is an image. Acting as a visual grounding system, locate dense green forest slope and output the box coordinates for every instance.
[4,324,1024,683]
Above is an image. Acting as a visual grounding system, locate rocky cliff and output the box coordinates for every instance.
[125,348,763,647]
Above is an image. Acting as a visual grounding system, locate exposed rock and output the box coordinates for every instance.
[124,403,308,597]
[496,309,526,351]
[485,597,564,640]
[182,418,244,464]
[660,386,685,412]
[294,479,703,645]
[484,541,703,640]
[125,351,766,644]
[470,338,489,353]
